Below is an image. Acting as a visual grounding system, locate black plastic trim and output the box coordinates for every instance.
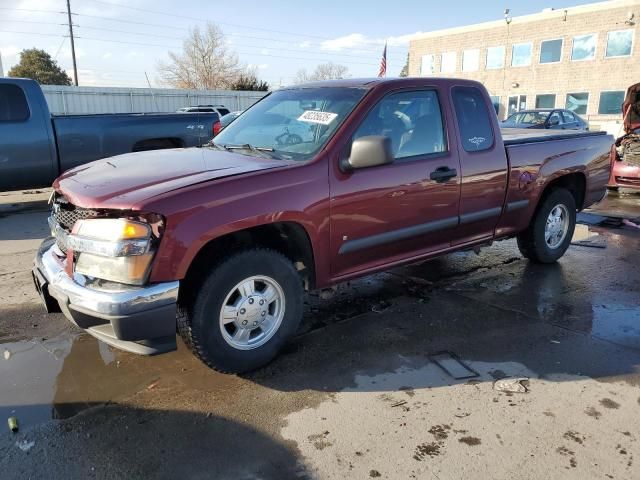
[339,217,459,254]
[507,199,530,212]
[459,207,502,225]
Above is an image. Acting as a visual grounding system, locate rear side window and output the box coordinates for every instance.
[217,108,230,116]
[0,84,30,122]
[452,86,494,152]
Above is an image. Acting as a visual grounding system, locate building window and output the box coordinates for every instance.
[441,52,456,73]
[511,42,532,66]
[420,54,438,75]
[566,92,589,114]
[535,94,556,109]
[462,49,480,72]
[571,34,597,61]
[598,91,625,114]
[606,30,634,57]
[490,95,500,115]
[486,46,505,69]
[540,39,563,64]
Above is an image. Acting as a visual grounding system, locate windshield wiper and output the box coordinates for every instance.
[223,143,276,159]
[204,141,227,151]
[224,143,274,152]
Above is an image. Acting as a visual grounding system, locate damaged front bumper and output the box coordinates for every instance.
[33,238,179,355]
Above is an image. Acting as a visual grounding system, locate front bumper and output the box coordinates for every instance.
[33,238,179,355]
[609,161,640,189]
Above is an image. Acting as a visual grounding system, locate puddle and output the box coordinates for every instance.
[0,333,171,428]
[0,329,247,430]
[592,303,640,349]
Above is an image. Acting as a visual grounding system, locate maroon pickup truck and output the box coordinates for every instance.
[33,78,613,373]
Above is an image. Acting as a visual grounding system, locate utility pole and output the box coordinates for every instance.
[66,0,78,86]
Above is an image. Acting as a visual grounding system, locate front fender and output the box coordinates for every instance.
[145,159,330,284]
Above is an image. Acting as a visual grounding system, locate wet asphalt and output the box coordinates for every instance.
[0,189,639,479]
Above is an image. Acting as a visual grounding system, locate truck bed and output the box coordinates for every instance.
[501,128,607,146]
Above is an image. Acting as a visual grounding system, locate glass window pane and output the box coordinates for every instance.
[0,84,30,122]
[441,52,456,73]
[452,86,494,152]
[354,90,446,159]
[462,49,480,72]
[486,46,505,69]
[572,34,597,61]
[420,54,437,75]
[548,112,564,125]
[490,95,500,115]
[511,43,532,66]
[540,39,562,63]
[535,94,556,108]
[606,30,633,57]
[565,92,589,114]
[598,91,625,114]
[508,96,518,116]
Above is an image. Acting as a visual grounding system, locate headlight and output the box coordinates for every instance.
[68,218,159,285]
[76,253,154,285]
[67,219,152,257]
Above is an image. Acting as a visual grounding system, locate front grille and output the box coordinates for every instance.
[51,196,100,253]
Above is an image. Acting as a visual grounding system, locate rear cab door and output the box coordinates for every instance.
[449,84,509,246]
[329,83,462,279]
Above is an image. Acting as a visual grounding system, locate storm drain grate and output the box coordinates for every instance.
[428,351,479,380]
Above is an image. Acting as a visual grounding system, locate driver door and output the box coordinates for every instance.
[329,88,461,279]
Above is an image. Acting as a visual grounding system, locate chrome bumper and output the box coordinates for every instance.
[34,239,179,355]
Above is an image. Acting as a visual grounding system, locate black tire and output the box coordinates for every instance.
[516,188,576,264]
[177,249,303,373]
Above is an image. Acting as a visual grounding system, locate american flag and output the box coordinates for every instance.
[378,42,387,77]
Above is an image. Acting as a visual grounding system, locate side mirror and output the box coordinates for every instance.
[341,135,394,172]
[548,116,560,126]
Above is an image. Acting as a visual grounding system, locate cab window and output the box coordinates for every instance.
[0,84,30,122]
[452,86,494,152]
[353,90,446,160]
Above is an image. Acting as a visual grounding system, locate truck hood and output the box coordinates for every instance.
[623,82,640,134]
[54,147,291,209]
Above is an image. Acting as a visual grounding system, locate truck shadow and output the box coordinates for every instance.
[0,403,309,480]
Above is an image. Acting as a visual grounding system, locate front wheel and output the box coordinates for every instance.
[177,249,303,373]
[516,188,576,263]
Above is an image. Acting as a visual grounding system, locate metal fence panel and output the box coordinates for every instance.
[41,85,268,115]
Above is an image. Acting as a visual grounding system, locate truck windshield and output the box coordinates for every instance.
[213,87,367,160]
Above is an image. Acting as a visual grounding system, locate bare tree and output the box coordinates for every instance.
[158,23,241,89]
[295,62,349,84]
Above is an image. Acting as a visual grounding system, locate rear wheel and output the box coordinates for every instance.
[177,249,303,373]
[517,188,576,263]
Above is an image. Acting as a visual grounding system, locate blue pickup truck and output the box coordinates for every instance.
[0,78,220,191]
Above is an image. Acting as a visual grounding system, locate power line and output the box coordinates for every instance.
[79,0,407,50]
[71,25,393,62]
[0,7,67,15]
[73,35,399,67]
[72,12,402,55]
[0,30,67,38]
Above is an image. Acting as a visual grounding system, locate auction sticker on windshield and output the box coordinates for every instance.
[298,110,338,125]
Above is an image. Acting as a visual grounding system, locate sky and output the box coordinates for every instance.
[0,0,605,88]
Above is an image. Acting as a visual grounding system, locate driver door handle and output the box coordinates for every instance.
[430,166,457,183]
